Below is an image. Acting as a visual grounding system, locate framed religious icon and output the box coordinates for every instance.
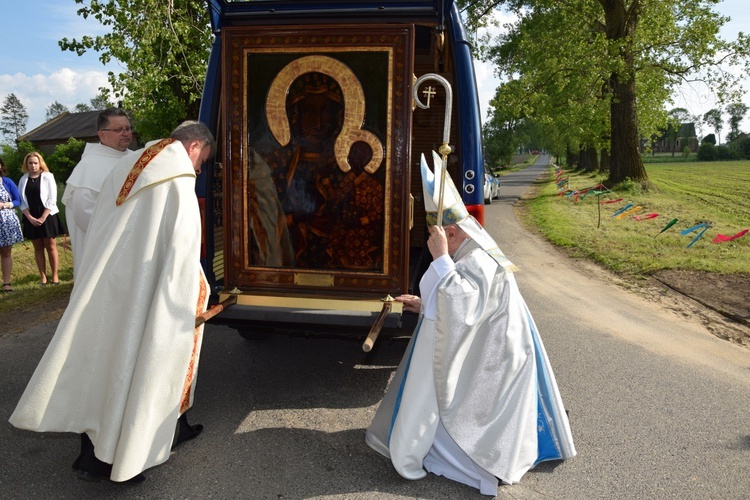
[222,25,414,297]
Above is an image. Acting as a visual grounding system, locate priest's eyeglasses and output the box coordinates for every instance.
[101,126,134,134]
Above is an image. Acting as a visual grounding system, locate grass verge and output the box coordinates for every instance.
[0,238,74,316]
[521,161,750,276]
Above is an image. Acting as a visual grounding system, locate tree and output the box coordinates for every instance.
[0,141,36,180]
[46,137,86,182]
[59,0,212,140]
[46,101,69,121]
[483,110,521,169]
[690,113,704,140]
[0,93,29,141]
[726,102,748,143]
[89,91,112,111]
[703,108,723,144]
[463,0,750,186]
[666,108,690,157]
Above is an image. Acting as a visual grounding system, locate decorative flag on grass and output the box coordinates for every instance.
[616,205,642,219]
[568,183,608,202]
[655,218,678,236]
[681,222,711,249]
[587,187,611,201]
[611,203,634,217]
[712,229,748,243]
[601,198,623,205]
[632,213,658,221]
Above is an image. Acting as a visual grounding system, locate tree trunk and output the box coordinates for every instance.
[599,148,610,174]
[565,145,577,169]
[579,145,599,172]
[608,72,647,183]
[602,0,649,185]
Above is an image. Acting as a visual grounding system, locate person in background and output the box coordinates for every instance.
[18,152,67,286]
[10,121,215,484]
[62,108,133,277]
[0,157,24,292]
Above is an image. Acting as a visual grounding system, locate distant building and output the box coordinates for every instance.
[17,110,139,155]
[642,122,698,154]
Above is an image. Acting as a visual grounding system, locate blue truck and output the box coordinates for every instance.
[198,0,487,340]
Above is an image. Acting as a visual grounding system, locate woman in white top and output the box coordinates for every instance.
[18,152,67,285]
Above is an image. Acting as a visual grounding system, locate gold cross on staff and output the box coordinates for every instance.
[422,86,437,108]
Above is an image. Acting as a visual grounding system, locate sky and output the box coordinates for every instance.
[1,1,749,137]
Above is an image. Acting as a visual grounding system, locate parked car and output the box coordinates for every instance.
[484,165,499,204]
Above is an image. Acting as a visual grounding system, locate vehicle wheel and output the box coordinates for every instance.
[484,195,492,205]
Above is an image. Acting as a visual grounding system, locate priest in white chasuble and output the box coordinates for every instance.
[62,108,133,277]
[366,151,576,495]
[10,121,215,484]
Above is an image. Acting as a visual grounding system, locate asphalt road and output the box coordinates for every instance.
[2,154,750,499]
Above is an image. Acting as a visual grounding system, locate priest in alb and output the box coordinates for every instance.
[10,121,215,484]
[62,108,133,277]
[366,151,576,495]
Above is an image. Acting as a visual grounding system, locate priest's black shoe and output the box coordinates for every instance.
[172,413,203,450]
[75,432,146,484]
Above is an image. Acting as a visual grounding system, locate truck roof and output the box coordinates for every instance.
[207,0,449,32]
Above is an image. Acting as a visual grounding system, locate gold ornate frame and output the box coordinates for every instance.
[222,25,413,297]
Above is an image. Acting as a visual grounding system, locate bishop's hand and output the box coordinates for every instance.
[427,224,448,260]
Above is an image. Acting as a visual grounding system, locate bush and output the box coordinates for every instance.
[736,137,750,159]
[0,141,36,182]
[702,133,716,145]
[697,143,716,161]
[716,145,740,161]
[612,177,643,196]
[46,138,85,182]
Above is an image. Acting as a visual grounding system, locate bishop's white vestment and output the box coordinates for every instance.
[366,238,575,493]
[62,142,131,277]
[10,139,209,482]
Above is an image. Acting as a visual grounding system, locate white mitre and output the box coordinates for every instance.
[420,151,517,272]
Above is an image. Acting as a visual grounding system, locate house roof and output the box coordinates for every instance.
[18,110,100,143]
[678,122,696,138]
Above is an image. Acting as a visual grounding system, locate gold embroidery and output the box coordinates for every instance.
[180,274,209,414]
[116,139,176,206]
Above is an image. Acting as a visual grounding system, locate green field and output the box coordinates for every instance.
[523,161,750,275]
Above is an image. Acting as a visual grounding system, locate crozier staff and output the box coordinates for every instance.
[366,151,576,495]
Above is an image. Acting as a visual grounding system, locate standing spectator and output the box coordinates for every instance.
[18,152,66,285]
[0,157,24,292]
[62,108,133,277]
[10,121,215,484]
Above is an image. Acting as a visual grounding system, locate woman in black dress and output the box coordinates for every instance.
[18,152,66,285]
